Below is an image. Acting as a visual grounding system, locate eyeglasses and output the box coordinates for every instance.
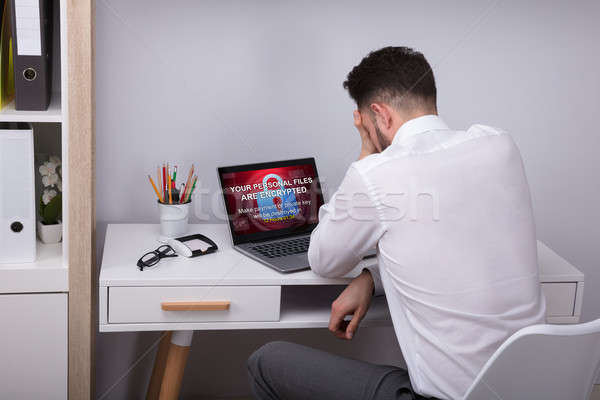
[137,245,177,271]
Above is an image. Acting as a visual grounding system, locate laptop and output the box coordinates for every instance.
[217,158,325,273]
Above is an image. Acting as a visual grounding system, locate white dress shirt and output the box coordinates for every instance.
[308,115,546,400]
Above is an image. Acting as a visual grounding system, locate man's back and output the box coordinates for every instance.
[355,117,546,399]
[309,115,546,399]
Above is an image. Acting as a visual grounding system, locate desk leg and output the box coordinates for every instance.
[159,330,194,400]
[146,332,172,400]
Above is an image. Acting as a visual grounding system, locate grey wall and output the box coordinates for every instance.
[95,0,600,398]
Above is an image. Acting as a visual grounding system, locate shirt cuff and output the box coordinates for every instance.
[363,265,384,297]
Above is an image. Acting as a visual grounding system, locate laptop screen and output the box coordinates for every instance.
[218,158,324,245]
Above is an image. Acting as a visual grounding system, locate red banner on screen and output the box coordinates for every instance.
[221,164,322,235]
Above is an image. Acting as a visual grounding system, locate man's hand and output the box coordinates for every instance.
[354,110,377,160]
[329,269,375,340]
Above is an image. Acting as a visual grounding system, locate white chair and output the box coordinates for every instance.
[464,318,600,400]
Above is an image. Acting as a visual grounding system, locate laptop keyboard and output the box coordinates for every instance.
[250,236,310,259]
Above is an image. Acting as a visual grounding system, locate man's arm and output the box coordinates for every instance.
[308,110,383,277]
[328,269,375,340]
[308,111,385,339]
[307,165,384,277]
[355,109,386,297]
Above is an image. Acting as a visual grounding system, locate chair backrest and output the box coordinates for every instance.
[463,318,600,400]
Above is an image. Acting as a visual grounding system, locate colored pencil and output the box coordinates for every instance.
[185,165,194,196]
[157,166,162,200]
[186,176,197,203]
[179,183,185,203]
[166,164,170,202]
[148,175,163,202]
[184,175,194,203]
[180,165,194,203]
[162,164,166,201]
[173,166,177,185]
[167,171,173,204]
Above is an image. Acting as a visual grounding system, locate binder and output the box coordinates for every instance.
[0,0,15,109]
[0,122,36,264]
[9,0,52,111]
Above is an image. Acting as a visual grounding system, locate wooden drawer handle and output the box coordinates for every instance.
[161,301,231,311]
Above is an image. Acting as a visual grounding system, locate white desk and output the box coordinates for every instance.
[99,224,584,399]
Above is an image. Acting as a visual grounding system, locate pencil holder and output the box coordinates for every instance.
[158,201,190,238]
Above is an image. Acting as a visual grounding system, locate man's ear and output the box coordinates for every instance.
[369,103,393,132]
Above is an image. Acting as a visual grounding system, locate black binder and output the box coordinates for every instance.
[9,0,52,111]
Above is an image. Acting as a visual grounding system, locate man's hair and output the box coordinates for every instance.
[343,46,437,112]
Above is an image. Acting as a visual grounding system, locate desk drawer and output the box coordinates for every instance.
[108,286,280,323]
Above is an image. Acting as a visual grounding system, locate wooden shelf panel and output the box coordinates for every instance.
[0,92,62,123]
[0,241,67,293]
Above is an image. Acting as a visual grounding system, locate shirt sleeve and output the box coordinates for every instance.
[308,164,386,289]
[364,264,385,296]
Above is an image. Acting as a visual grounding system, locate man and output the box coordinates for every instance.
[247,47,546,400]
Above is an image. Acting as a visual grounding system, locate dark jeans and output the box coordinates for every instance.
[247,341,433,400]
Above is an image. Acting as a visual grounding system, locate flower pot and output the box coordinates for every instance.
[37,221,62,244]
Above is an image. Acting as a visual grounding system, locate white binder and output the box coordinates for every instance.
[0,122,36,263]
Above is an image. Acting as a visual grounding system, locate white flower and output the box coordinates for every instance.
[49,155,61,166]
[42,188,57,205]
[39,157,61,178]
[39,160,58,178]
[39,164,50,176]
[47,172,58,185]
[41,172,59,187]
[46,161,57,173]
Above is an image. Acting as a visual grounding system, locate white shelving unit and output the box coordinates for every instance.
[0,242,66,293]
[0,1,69,398]
[0,93,62,123]
[0,0,68,294]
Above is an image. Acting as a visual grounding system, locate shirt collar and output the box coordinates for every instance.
[392,114,450,146]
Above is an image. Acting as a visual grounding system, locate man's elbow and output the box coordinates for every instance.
[307,244,345,278]
[310,264,340,278]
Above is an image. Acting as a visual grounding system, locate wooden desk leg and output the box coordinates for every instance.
[146,331,172,400]
[158,330,194,400]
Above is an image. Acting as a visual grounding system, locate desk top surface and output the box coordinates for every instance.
[99,224,583,287]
